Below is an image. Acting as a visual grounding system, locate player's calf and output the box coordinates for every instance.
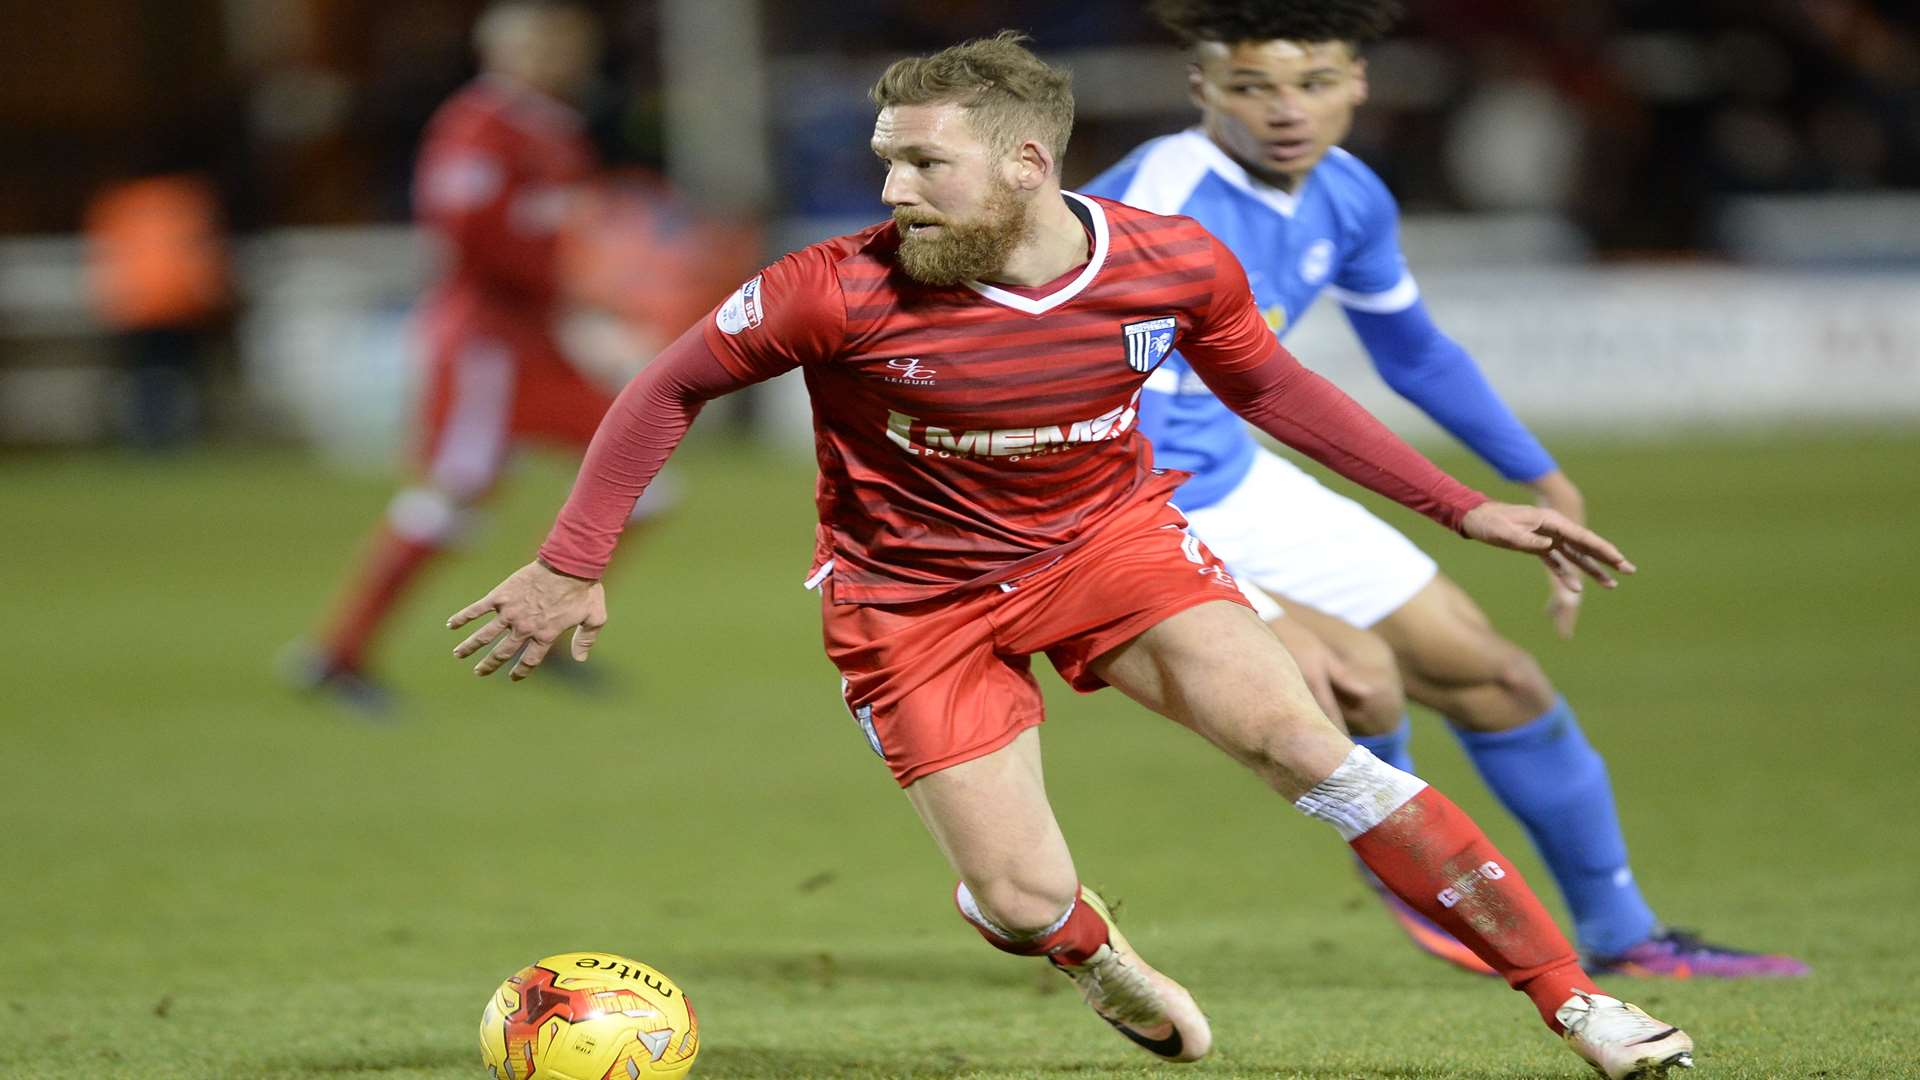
[1293,747,1696,1075]
[1296,747,1592,1022]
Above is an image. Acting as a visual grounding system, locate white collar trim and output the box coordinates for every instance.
[1179,127,1305,218]
[961,191,1110,315]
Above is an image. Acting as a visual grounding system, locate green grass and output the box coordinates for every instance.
[3,430,1917,1078]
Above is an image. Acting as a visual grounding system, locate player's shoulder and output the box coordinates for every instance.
[427,79,582,146]
[1085,197,1231,306]
[748,221,898,308]
[1084,128,1224,216]
[421,82,521,159]
[429,81,508,129]
[1315,146,1399,220]
[1086,194,1215,250]
[791,221,899,291]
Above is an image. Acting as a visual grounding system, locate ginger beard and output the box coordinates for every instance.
[893,175,1032,286]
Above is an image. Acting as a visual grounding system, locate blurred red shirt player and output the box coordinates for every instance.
[292,1,657,709]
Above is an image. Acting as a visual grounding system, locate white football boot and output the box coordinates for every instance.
[1048,890,1212,1063]
[1558,989,1695,1078]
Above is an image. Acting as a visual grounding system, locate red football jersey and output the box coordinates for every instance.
[704,194,1289,602]
[413,77,595,317]
[538,194,1483,593]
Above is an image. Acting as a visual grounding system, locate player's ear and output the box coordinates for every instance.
[1351,54,1370,107]
[1014,138,1052,191]
[1185,63,1208,110]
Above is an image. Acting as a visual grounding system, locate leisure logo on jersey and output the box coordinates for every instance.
[1122,317,1178,372]
[882,358,937,384]
[715,275,765,335]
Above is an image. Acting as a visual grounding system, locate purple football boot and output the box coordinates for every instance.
[1588,928,1810,979]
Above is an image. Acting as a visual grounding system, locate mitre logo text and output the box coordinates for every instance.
[884,400,1138,462]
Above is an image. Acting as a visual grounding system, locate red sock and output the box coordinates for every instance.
[955,883,1110,965]
[319,525,442,671]
[1350,787,1598,1032]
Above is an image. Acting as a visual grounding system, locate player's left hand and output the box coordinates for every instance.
[1530,470,1588,639]
[448,560,608,681]
[1459,500,1634,596]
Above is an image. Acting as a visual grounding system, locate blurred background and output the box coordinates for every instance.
[2,0,1917,452]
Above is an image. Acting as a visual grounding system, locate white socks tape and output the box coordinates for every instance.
[1293,745,1429,841]
[955,881,1074,942]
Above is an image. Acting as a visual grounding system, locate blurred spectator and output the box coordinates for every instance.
[83,173,232,449]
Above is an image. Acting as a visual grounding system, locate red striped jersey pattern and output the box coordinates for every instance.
[701,193,1277,604]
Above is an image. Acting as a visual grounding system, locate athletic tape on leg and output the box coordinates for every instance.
[955,881,1074,943]
[1293,745,1429,841]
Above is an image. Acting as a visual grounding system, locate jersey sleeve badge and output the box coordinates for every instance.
[1123,316,1179,372]
[715,274,765,335]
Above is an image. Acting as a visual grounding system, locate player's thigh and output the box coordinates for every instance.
[821,582,1047,789]
[416,335,518,501]
[1267,598,1407,735]
[1372,576,1554,705]
[1183,449,1437,629]
[1088,599,1352,800]
[903,727,1078,927]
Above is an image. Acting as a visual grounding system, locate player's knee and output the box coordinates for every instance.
[1340,633,1407,737]
[387,486,475,546]
[1492,648,1556,717]
[1228,708,1342,794]
[966,872,1078,937]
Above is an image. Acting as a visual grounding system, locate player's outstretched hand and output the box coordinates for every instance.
[448,560,607,681]
[1459,501,1636,595]
[1531,470,1588,639]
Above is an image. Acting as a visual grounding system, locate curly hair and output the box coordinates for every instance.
[1149,0,1404,47]
[869,31,1075,165]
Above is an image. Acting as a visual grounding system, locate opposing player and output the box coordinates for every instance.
[290,1,668,708]
[449,34,1696,1077]
[1082,0,1807,980]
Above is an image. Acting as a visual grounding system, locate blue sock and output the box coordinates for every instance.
[1452,698,1658,956]
[1353,715,1415,774]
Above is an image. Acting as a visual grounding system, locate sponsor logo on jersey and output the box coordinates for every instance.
[883,396,1138,462]
[1122,316,1178,372]
[715,275,764,335]
[881,357,936,383]
[1299,238,1334,284]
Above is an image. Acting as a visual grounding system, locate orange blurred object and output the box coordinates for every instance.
[85,174,230,329]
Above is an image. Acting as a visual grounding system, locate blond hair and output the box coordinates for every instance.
[869,31,1074,168]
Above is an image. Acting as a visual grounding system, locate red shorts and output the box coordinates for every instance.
[821,496,1251,787]
[415,311,613,498]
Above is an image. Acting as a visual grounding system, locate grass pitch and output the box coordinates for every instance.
[4,430,1917,1078]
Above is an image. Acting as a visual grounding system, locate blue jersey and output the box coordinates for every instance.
[1081,129,1555,509]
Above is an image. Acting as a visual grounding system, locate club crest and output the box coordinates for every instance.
[1122,316,1178,372]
